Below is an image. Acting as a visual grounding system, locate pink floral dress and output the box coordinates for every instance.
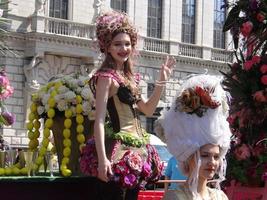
[80,69,163,189]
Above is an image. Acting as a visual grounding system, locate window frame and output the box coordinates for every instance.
[181,0,196,44]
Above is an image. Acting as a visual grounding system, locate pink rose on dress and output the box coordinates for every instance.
[142,161,152,177]
[126,151,142,173]
[234,144,251,161]
[124,174,137,188]
[240,21,253,37]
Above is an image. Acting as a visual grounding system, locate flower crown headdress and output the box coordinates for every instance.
[175,85,221,117]
[95,11,138,53]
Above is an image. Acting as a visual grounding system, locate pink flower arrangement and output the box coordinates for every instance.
[80,138,163,189]
[0,69,15,127]
[223,0,267,186]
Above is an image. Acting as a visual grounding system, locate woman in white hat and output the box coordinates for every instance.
[156,75,231,200]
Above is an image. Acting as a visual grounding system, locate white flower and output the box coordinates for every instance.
[64,91,76,101]
[57,100,69,111]
[75,87,82,94]
[81,88,92,100]
[41,94,50,105]
[37,106,45,115]
[71,106,77,116]
[0,9,3,17]
[82,101,90,115]
[58,85,68,94]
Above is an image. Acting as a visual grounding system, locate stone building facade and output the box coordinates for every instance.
[0,0,233,147]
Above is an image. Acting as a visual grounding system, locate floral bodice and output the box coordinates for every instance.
[89,69,147,146]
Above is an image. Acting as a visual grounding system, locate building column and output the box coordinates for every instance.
[169,0,182,41]
[161,0,170,40]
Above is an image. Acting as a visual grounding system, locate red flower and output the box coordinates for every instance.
[195,86,220,109]
[261,75,267,85]
[260,64,267,73]
[253,90,267,102]
[240,21,253,37]
[243,60,254,71]
[252,55,261,64]
[256,13,265,22]
[234,144,251,161]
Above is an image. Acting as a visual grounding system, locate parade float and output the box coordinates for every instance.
[222,0,267,199]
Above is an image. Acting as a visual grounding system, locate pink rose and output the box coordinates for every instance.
[142,162,152,177]
[126,151,142,172]
[261,75,267,85]
[256,13,265,22]
[234,144,251,161]
[253,90,267,102]
[243,60,254,71]
[260,64,267,73]
[240,21,253,37]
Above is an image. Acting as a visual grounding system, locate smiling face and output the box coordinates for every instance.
[198,144,220,181]
[108,32,132,69]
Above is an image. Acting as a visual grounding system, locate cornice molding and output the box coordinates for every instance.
[138,50,229,73]
[6,32,94,48]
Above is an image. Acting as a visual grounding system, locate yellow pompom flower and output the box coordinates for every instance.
[76,114,84,124]
[76,95,82,104]
[63,147,71,157]
[76,124,84,133]
[47,108,55,118]
[63,128,71,138]
[45,118,53,128]
[65,109,72,118]
[62,168,72,177]
[62,157,70,165]
[76,104,83,114]
[64,119,72,128]
[63,139,71,147]
[48,98,56,108]
[77,134,85,144]
[28,112,37,121]
[30,103,37,112]
[34,120,41,129]
[26,122,34,130]
[43,128,51,138]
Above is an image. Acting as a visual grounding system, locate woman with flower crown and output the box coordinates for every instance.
[79,11,176,200]
[156,75,231,200]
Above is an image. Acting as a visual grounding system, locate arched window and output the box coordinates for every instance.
[182,0,195,44]
[110,0,127,12]
[213,0,226,49]
[147,0,162,38]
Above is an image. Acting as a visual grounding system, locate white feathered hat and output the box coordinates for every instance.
[157,74,231,162]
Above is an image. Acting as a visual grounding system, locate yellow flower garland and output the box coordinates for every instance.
[26,78,89,177]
